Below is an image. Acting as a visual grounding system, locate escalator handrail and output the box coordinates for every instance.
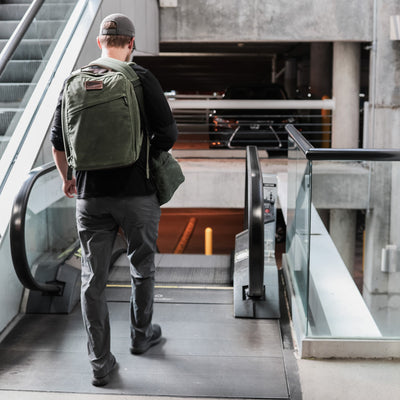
[10,161,62,294]
[286,124,400,161]
[0,0,45,77]
[245,146,264,298]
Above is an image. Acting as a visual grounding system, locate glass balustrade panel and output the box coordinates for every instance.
[286,137,312,333]
[309,159,400,340]
[24,168,77,275]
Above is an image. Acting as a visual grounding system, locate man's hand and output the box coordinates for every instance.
[63,178,77,198]
[52,147,77,198]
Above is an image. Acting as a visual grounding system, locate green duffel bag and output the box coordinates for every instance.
[150,150,185,205]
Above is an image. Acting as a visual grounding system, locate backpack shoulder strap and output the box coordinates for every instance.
[89,57,145,117]
[89,57,138,80]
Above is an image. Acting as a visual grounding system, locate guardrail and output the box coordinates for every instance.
[169,99,335,151]
[284,123,400,356]
[285,124,400,161]
[168,98,335,110]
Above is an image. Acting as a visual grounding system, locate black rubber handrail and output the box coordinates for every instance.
[0,0,45,77]
[10,161,62,294]
[244,146,264,298]
[286,124,400,161]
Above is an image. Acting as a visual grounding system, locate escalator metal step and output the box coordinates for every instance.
[0,60,44,83]
[0,20,65,40]
[110,253,232,285]
[0,39,53,60]
[0,110,20,135]
[0,83,32,102]
[0,3,74,21]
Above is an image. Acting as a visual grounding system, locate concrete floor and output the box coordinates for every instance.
[0,286,294,399]
[1,358,399,400]
[297,358,400,400]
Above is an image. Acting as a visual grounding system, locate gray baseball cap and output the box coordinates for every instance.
[99,13,135,37]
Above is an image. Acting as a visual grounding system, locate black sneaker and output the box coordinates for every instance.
[92,357,118,387]
[130,324,162,355]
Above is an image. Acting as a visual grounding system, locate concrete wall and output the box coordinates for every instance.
[160,0,373,42]
[76,0,159,67]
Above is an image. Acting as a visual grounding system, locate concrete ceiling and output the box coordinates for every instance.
[135,41,370,96]
[135,42,310,93]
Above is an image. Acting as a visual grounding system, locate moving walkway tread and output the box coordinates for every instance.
[0,253,297,399]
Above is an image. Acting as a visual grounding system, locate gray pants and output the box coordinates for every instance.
[76,194,161,378]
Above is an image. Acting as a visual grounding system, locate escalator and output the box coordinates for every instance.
[0,2,300,397]
[1,148,300,399]
[0,0,79,154]
[0,0,101,239]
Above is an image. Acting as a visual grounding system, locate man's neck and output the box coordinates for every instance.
[101,48,130,62]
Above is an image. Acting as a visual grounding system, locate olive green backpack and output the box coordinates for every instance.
[61,57,146,178]
[61,57,185,204]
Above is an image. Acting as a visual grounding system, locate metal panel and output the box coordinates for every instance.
[0,300,289,398]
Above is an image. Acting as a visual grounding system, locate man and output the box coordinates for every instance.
[50,13,178,386]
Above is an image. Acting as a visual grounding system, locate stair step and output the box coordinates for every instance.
[0,103,21,109]
[0,39,53,60]
[0,60,44,83]
[0,4,75,20]
[0,4,29,20]
[0,83,32,103]
[0,20,65,40]
[1,0,71,3]
[110,254,232,285]
[0,0,33,3]
[0,139,11,160]
[0,109,23,136]
[37,3,76,20]
[0,110,15,136]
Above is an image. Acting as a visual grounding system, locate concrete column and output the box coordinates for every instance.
[310,43,332,99]
[284,58,297,99]
[329,209,356,276]
[363,0,400,336]
[330,43,360,280]
[332,42,360,148]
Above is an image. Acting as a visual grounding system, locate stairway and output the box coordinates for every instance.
[0,0,77,157]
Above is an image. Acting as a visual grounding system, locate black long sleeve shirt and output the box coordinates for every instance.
[50,63,178,199]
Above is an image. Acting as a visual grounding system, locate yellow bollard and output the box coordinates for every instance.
[205,227,213,255]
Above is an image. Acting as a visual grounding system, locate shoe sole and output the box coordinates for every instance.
[92,359,118,386]
[130,335,162,355]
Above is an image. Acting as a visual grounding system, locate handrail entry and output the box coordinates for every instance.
[245,146,264,298]
[10,162,62,294]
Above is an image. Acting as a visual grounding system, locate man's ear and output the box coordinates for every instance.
[129,37,135,50]
[97,37,102,50]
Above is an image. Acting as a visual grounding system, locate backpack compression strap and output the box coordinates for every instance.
[88,57,151,178]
